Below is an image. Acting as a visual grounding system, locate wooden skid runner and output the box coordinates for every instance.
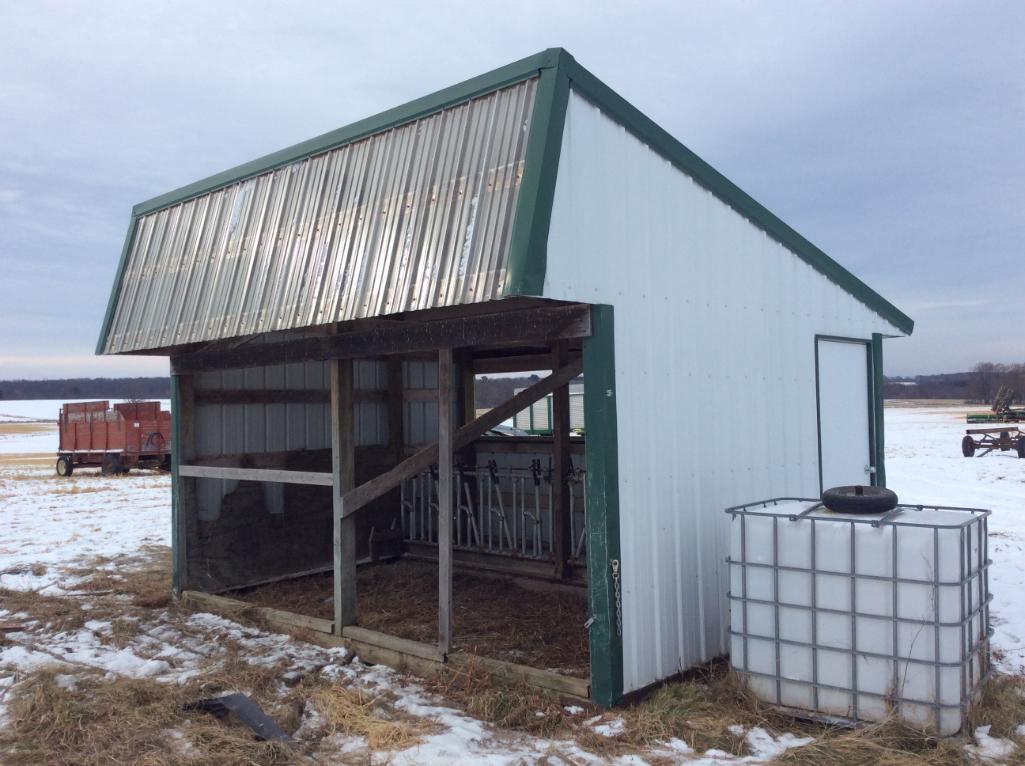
[179,590,591,701]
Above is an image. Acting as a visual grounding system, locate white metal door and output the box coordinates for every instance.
[816,338,873,490]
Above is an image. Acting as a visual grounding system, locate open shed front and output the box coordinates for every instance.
[169,299,622,704]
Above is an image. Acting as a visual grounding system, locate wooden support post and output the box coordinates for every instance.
[331,358,357,634]
[171,373,196,595]
[387,358,404,465]
[437,348,455,654]
[457,349,476,426]
[551,342,573,579]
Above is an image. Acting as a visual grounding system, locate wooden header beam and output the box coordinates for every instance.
[171,303,591,374]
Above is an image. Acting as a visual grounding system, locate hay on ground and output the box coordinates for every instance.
[238,558,590,677]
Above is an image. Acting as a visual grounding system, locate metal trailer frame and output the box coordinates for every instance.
[725,497,992,734]
[961,427,1024,458]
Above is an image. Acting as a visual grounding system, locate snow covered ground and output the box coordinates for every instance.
[886,405,1025,674]
[0,402,1022,763]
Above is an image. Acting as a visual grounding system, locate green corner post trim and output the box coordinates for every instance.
[95,215,139,355]
[871,333,887,487]
[169,374,185,595]
[504,53,570,297]
[584,304,623,706]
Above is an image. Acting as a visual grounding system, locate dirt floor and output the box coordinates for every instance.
[237,558,591,677]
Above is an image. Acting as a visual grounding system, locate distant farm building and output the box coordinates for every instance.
[98,48,912,705]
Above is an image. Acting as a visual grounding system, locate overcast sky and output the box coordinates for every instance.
[1,1,1022,379]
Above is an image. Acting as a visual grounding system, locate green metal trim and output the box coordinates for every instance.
[871,333,887,487]
[584,304,623,706]
[813,335,875,493]
[132,49,561,218]
[504,54,570,297]
[169,374,185,595]
[558,53,914,336]
[94,215,139,354]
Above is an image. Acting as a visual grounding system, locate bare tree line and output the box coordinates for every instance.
[970,362,1025,405]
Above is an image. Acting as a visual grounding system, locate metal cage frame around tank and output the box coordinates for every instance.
[724,497,992,732]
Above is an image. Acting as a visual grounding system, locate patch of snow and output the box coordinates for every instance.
[591,716,626,737]
[563,704,584,715]
[54,673,78,690]
[969,725,1016,762]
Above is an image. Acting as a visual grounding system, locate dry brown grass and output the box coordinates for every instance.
[0,587,87,632]
[0,422,56,436]
[774,719,972,766]
[68,546,172,608]
[304,684,434,751]
[427,653,569,737]
[576,661,784,757]
[0,670,303,766]
[968,672,1025,741]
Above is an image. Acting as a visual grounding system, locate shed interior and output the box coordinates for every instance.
[171,299,595,692]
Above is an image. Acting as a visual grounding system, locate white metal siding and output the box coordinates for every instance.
[545,91,903,694]
[192,358,387,520]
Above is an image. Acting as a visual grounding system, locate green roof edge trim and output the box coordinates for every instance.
[131,48,559,217]
[95,215,139,355]
[556,51,914,336]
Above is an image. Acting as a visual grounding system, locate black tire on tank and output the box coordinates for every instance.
[56,456,74,477]
[821,485,899,514]
[962,435,976,457]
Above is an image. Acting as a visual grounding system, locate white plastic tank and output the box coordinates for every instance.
[727,498,990,735]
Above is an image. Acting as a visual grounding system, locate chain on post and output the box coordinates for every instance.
[610,558,622,637]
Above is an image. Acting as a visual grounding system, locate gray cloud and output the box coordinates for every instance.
[1,0,1021,378]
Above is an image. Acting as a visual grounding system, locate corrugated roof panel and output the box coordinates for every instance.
[103,78,538,354]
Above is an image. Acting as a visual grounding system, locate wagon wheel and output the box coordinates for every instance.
[961,435,976,457]
[56,455,74,477]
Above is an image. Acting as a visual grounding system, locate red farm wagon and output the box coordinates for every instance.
[55,400,172,476]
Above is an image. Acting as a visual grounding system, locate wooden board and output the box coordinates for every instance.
[179,465,333,486]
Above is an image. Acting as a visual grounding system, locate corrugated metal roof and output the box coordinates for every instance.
[102,78,537,354]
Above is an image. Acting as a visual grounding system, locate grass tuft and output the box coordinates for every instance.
[0,670,302,766]
[304,684,433,751]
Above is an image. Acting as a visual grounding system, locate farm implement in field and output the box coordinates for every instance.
[966,385,1025,424]
[56,400,171,476]
[961,427,1025,458]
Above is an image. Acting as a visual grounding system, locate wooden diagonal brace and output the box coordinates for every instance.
[340,357,583,518]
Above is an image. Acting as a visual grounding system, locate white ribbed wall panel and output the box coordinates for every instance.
[192,359,387,520]
[545,91,904,694]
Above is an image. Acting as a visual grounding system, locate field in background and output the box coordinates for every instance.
[1,401,1023,764]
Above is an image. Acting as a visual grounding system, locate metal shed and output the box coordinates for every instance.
[97,48,912,707]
